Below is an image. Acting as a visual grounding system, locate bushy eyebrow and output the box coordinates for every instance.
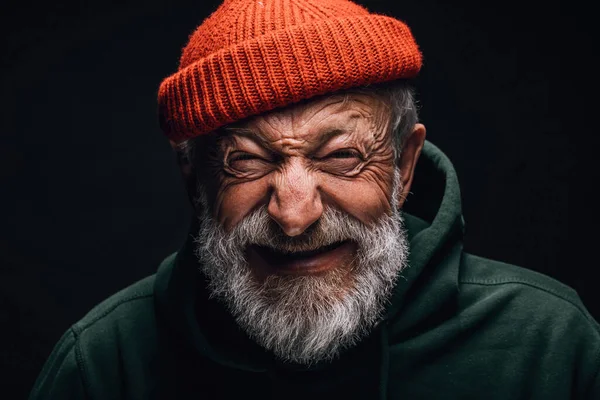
[221,126,271,148]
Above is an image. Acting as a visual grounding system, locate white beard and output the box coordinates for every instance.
[192,173,409,365]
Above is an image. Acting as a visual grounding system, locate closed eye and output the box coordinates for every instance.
[224,151,276,178]
[229,152,260,162]
[325,149,363,160]
[313,148,365,177]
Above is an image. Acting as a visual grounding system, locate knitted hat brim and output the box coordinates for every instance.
[158,14,422,143]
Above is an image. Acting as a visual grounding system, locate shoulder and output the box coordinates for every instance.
[68,274,160,371]
[72,274,156,337]
[460,254,595,317]
[458,252,600,341]
[68,274,159,368]
[68,252,179,362]
[30,274,160,399]
[458,253,600,397]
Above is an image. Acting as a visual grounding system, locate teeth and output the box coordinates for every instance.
[269,241,343,257]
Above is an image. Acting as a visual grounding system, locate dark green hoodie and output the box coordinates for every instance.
[30,141,600,399]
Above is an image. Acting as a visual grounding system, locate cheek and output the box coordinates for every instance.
[211,166,395,229]
[320,171,394,225]
[214,179,269,231]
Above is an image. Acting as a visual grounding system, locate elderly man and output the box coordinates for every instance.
[30,0,599,399]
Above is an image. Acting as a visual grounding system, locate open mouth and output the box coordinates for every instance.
[248,240,356,275]
[259,240,347,259]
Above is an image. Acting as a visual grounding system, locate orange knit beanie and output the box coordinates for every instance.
[158,0,422,143]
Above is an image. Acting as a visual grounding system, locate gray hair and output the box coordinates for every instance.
[174,80,418,166]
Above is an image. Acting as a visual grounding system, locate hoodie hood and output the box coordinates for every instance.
[154,140,465,375]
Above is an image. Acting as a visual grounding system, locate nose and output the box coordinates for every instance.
[267,160,323,237]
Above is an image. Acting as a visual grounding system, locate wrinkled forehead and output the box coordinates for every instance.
[225,91,392,144]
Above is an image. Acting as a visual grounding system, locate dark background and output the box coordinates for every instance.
[1,0,597,398]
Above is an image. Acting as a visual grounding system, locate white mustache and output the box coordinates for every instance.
[233,206,364,254]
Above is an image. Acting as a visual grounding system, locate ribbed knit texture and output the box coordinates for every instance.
[158,0,422,143]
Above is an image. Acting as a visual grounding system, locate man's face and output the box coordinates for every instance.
[211,93,396,274]
[187,92,424,364]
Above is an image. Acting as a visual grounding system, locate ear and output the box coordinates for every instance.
[169,140,197,206]
[396,123,426,209]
